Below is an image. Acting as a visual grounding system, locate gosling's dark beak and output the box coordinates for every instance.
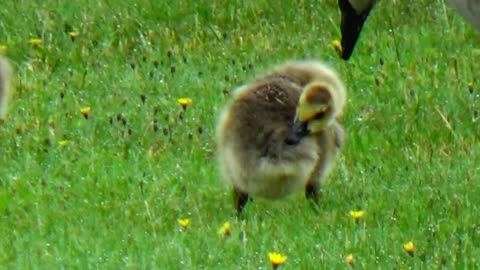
[285,118,310,145]
[338,0,374,60]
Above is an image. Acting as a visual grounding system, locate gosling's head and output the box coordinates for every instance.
[285,81,345,145]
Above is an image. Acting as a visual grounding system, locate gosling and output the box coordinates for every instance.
[216,61,346,214]
[338,0,480,60]
[0,55,12,121]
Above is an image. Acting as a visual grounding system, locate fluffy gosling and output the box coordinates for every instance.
[216,61,347,214]
[0,56,12,121]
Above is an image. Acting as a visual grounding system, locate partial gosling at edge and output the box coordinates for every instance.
[0,56,12,121]
[216,61,347,214]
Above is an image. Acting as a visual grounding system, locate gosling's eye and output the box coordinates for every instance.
[313,111,327,120]
[312,107,332,120]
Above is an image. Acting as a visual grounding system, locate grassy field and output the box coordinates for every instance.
[0,0,479,269]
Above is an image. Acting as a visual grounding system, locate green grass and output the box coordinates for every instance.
[0,0,479,268]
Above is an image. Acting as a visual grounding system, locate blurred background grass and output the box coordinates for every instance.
[0,0,479,268]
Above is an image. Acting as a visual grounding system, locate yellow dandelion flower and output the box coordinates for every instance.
[218,221,231,237]
[403,241,414,256]
[345,254,355,266]
[177,218,190,230]
[0,44,7,54]
[177,98,192,110]
[349,210,365,221]
[467,82,474,93]
[58,140,69,147]
[29,38,42,46]
[332,39,343,56]
[80,107,91,119]
[68,31,79,41]
[268,252,287,269]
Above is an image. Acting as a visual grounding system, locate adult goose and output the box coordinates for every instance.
[338,0,480,60]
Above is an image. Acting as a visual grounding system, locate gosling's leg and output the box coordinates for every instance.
[233,187,250,215]
[305,183,321,205]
